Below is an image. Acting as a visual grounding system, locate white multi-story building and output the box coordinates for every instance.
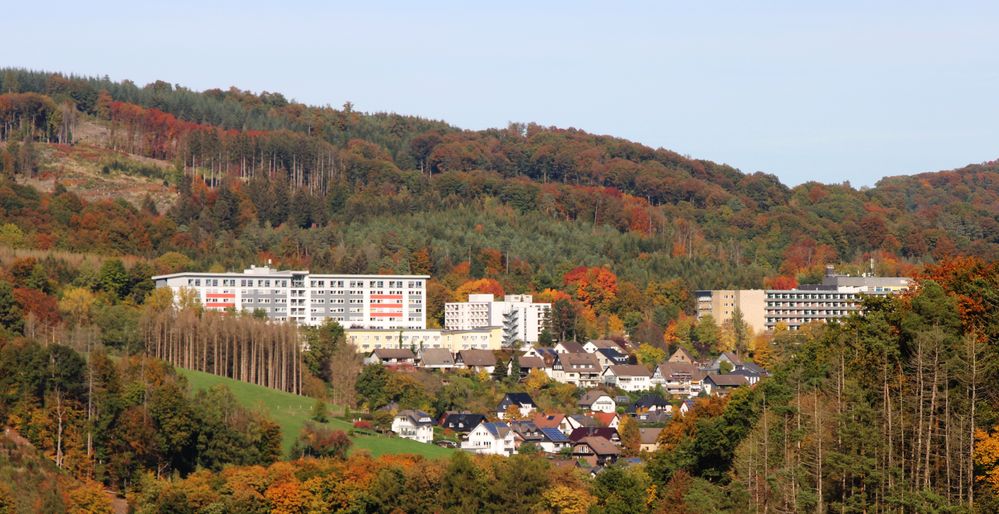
[696,268,911,332]
[152,266,428,329]
[345,326,502,353]
[461,422,516,456]
[444,293,550,345]
[391,410,434,444]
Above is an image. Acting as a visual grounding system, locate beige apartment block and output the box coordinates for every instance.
[694,289,766,335]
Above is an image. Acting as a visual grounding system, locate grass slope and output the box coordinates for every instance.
[176,368,453,459]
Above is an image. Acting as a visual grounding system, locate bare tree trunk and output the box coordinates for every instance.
[815,392,823,514]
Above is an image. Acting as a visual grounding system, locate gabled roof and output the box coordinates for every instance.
[557,352,601,371]
[457,349,497,367]
[586,339,621,351]
[593,412,619,427]
[567,414,600,428]
[480,421,511,439]
[556,341,586,353]
[739,362,768,375]
[668,347,695,363]
[524,347,559,359]
[575,436,621,455]
[656,361,698,380]
[639,427,663,445]
[730,368,759,379]
[634,410,673,423]
[578,390,614,407]
[539,427,570,443]
[518,356,546,369]
[499,392,537,408]
[717,351,744,366]
[509,420,542,440]
[596,348,629,362]
[605,364,652,378]
[372,348,416,360]
[419,348,455,366]
[634,393,669,408]
[706,373,749,387]
[532,413,566,429]
[396,409,434,426]
[440,412,486,431]
[569,427,619,442]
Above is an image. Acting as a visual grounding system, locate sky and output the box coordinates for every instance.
[3,0,997,186]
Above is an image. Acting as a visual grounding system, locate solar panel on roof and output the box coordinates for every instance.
[540,427,569,442]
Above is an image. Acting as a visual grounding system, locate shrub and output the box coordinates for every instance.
[291,422,352,459]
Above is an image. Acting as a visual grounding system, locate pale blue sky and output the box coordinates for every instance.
[3,1,997,186]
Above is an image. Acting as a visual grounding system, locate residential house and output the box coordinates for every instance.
[562,414,599,435]
[572,436,621,466]
[509,420,544,451]
[551,352,602,387]
[538,427,572,454]
[633,410,672,425]
[592,411,620,429]
[703,373,749,396]
[583,339,623,353]
[651,362,704,397]
[532,413,566,430]
[639,428,663,453]
[730,362,769,385]
[496,392,537,419]
[391,410,434,443]
[594,348,631,369]
[522,346,559,360]
[512,356,547,380]
[365,348,417,367]
[454,349,497,374]
[439,412,486,438]
[602,364,653,392]
[668,347,696,364]
[679,399,696,416]
[577,391,617,413]
[632,393,670,413]
[462,421,516,456]
[569,427,620,444]
[554,341,586,354]
[418,348,455,371]
[710,351,744,371]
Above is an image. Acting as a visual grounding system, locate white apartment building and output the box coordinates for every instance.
[444,293,551,345]
[696,269,911,332]
[152,266,428,329]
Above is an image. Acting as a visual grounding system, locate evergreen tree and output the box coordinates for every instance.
[355,364,389,409]
[0,281,24,335]
[310,399,329,423]
[303,320,344,383]
[439,452,485,513]
[508,354,521,384]
[731,307,749,358]
[492,359,508,382]
[591,465,649,514]
[98,259,129,300]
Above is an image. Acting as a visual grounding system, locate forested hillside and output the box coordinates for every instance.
[1,68,997,341]
[1,69,999,512]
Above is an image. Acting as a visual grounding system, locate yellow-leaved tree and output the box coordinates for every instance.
[974,426,999,493]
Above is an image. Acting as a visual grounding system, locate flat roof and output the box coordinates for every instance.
[152,271,430,280]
